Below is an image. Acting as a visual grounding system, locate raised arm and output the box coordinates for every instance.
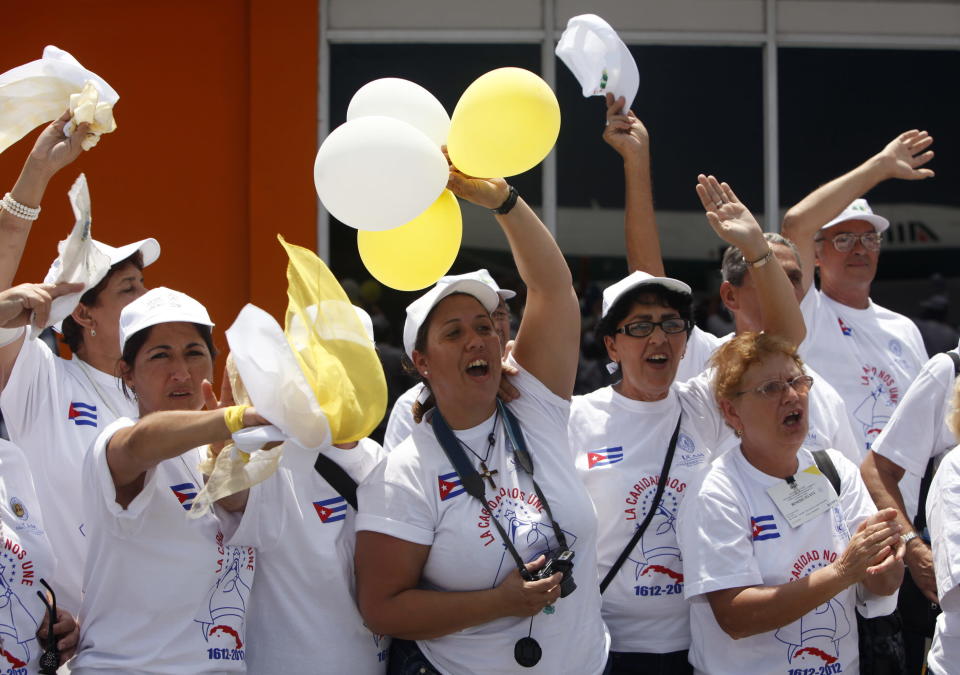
[696,175,805,345]
[0,111,91,290]
[447,168,579,399]
[106,404,267,506]
[781,130,934,294]
[602,94,662,276]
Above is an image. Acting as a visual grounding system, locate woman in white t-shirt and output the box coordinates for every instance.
[677,332,904,675]
[71,287,284,674]
[355,168,609,674]
[569,174,806,674]
[0,115,161,615]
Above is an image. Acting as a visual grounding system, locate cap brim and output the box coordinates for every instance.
[497,289,517,301]
[107,238,161,267]
[821,214,889,234]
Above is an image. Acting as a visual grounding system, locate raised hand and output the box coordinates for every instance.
[695,174,768,259]
[602,93,649,161]
[877,130,935,181]
[443,146,510,210]
[0,281,84,329]
[26,110,92,179]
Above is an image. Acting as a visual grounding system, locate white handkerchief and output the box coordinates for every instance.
[0,45,118,154]
[556,14,639,113]
[35,174,111,338]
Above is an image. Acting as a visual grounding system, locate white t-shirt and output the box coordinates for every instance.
[0,331,137,615]
[73,418,287,675]
[568,382,728,654]
[240,438,388,675]
[0,439,57,675]
[872,349,959,522]
[678,447,896,675]
[676,327,724,384]
[799,287,926,454]
[926,446,960,675]
[356,357,610,675]
[383,383,420,452]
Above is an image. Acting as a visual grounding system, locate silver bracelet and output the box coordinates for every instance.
[0,193,41,221]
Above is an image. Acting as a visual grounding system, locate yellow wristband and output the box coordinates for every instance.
[223,405,250,434]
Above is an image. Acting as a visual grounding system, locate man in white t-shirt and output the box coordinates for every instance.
[382,269,515,452]
[781,129,934,455]
[861,343,960,604]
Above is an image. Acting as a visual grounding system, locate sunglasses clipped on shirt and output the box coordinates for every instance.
[735,375,814,399]
[615,318,692,338]
[815,231,883,253]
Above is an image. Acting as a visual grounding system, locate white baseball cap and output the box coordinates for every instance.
[119,287,214,352]
[45,236,161,287]
[402,271,501,358]
[556,14,639,114]
[820,198,889,233]
[601,270,692,320]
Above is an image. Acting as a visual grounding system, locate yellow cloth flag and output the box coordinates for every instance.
[279,235,387,443]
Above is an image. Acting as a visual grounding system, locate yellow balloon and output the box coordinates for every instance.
[358,190,462,291]
[448,67,560,178]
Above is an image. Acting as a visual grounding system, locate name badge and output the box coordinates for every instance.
[765,465,838,529]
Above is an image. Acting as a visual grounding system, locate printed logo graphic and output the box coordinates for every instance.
[675,433,706,468]
[438,472,465,501]
[196,534,253,659]
[888,339,903,357]
[170,483,198,511]
[8,498,26,521]
[837,318,852,337]
[623,475,686,583]
[587,447,624,469]
[0,535,41,668]
[313,496,347,524]
[751,515,780,541]
[777,550,850,665]
[68,401,97,427]
[854,364,900,449]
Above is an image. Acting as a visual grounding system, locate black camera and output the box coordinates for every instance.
[526,549,576,598]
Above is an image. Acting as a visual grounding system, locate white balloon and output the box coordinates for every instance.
[314,116,449,231]
[347,78,450,147]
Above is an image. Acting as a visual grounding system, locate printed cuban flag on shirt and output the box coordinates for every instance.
[838,318,853,337]
[587,447,624,469]
[314,496,348,523]
[170,482,198,511]
[438,471,465,501]
[751,514,780,541]
[68,401,98,427]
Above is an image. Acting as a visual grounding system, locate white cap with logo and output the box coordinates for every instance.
[402,270,505,358]
[119,287,213,353]
[601,270,692,320]
[820,198,889,233]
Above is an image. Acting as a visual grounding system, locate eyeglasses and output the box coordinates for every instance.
[815,232,882,253]
[615,318,691,338]
[36,578,60,674]
[735,375,813,399]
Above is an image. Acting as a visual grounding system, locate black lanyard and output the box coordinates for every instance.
[599,413,682,593]
[430,399,569,578]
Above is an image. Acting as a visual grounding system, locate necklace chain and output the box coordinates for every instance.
[455,409,499,465]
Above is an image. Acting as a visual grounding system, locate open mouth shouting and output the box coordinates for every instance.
[465,358,490,380]
[646,353,670,368]
[782,408,804,430]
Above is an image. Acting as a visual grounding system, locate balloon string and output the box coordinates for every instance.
[527,615,534,638]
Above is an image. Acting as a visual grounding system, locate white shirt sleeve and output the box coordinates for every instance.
[0,330,62,437]
[928,451,960,603]
[86,417,158,537]
[873,353,955,477]
[678,373,733,453]
[355,440,437,546]
[679,474,763,598]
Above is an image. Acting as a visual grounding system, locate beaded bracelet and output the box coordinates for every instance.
[0,193,40,221]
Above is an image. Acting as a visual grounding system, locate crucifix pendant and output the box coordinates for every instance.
[478,461,499,490]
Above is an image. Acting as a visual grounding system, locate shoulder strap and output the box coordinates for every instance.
[812,449,841,497]
[600,414,682,594]
[947,349,960,376]
[313,452,359,510]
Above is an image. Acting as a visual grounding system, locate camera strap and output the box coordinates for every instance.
[600,413,682,594]
[430,398,569,577]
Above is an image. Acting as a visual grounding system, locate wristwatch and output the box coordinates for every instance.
[745,249,773,268]
[901,531,919,546]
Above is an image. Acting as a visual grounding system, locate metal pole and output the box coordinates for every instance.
[763,0,780,232]
[541,0,558,238]
[317,0,331,261]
